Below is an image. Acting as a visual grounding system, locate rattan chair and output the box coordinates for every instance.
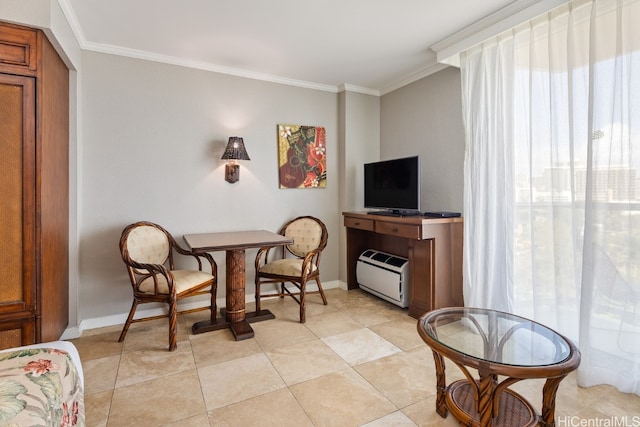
[254,216,328,323]
[119,221,217,351]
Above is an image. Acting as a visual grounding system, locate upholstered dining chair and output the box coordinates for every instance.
[119,221,217,351]
[254,216,328,323]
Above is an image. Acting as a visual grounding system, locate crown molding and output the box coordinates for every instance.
[380,62,450,95]
[338,84,380,96]
[57,0,87,48]
[85,41,341,93]
[431,0,569,66]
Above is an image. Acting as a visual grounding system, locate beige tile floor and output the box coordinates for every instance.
[72,288,640,426]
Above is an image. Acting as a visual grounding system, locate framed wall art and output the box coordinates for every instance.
[277,124,326,188]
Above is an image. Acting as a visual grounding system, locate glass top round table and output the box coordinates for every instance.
[417,307,581,427]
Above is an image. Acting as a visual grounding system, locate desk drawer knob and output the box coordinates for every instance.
[355,222,360,226]
[392,227,399,233]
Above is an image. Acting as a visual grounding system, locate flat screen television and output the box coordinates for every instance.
[364,155,420,215]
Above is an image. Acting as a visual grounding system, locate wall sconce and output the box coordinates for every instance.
[221,136,251,183]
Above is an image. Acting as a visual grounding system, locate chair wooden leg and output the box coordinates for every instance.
[210,282,217,322]
[280,282,286,299]
[119,300,139,342]
[299,282,306,323]
[255,281,262,312]
[168,298,178,351]
[316,278,328,305]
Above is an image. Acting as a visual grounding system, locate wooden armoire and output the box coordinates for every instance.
[0,21,69,349]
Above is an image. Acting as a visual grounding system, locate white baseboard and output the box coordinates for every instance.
[63,280,343,339]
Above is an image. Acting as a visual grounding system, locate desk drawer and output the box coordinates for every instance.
[344,217,374,231]
[375,221,421,239]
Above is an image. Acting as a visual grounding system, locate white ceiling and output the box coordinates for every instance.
[63,0,516,94]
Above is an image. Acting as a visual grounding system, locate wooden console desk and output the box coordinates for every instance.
[343,212,463,318]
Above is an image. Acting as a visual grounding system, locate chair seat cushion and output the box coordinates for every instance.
[139,270,214,295]
[259,259,317,277]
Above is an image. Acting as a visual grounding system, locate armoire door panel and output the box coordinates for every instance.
[0,317,35,349]
[0,73,36,313]
[0,23,37,75]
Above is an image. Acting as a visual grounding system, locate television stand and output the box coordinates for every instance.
[343,212,463,318]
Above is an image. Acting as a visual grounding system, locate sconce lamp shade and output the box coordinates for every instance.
[221,136,250,183]
[221,136,250,161]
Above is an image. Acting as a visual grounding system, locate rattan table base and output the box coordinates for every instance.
[446,380,538,427]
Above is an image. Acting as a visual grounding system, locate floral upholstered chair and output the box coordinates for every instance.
[254,216,328,322]
[119,221,217,351]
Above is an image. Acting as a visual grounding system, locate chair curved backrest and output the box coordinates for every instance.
[121,223,175,279]
[124,224,170,265]
[281,216,328,259]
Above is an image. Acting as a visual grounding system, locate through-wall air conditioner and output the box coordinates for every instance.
[356,249,409,308]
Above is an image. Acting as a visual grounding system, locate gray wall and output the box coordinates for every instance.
[79,51,342,324]
[337,90,380,282]
[380,67,465,213]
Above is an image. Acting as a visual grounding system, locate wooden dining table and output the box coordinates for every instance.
[183,230,293,340]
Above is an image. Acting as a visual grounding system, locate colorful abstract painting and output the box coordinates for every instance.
[277,124,326,188]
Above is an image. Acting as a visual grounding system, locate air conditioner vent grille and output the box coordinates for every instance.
[356,249,409,308]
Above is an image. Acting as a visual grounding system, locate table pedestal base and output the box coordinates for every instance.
[192,309,276,340]
[445,380,537,427]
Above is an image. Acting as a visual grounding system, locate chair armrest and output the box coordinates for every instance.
[173,244,218,276]
[255,245,281,270]
[128,260,176,295]
[299,248,322,277]
[128,259,170,276]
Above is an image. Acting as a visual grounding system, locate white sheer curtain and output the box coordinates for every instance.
[461,0,640,394]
